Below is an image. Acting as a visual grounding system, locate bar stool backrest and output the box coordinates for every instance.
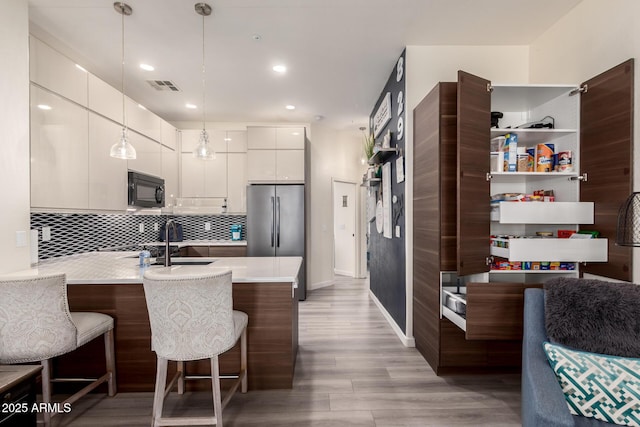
[0,273,77,364]
[143,269,236,361]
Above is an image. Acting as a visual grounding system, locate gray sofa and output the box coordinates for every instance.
[521,288,612,427]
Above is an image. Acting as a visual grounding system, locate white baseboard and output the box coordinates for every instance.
[333,269,354,277]
[368,290,416,348]
[308,280,334,291]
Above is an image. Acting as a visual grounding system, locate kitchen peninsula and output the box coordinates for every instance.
[16,252,301,392]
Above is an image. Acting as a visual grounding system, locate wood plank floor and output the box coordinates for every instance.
[50,278,521,426]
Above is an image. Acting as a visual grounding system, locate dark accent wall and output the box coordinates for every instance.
[31,212,246,259]
[369,49,407,333]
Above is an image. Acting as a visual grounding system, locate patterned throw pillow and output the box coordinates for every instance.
[543,342,640,427]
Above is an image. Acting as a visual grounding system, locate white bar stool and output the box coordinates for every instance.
[143,268,247,427]
[0,273,116,427]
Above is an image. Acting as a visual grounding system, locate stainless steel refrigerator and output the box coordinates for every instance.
[247,184,306,300]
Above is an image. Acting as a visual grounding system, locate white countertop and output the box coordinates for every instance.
[141,239,247,247]
[8,252,301,285]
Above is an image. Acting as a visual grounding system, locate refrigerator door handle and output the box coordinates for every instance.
[276,196,281,247]
[270,196,275,247]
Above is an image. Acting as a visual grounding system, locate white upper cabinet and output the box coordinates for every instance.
[125,97,161,142]
[247,149,276,182]
[276,149,305,182]
[30,85,89,209]
[276,127,305,149]
[161,120,177,150]
[247,127,276,149]
[180,129,227,153]
[162,146,178,207]
[225,130,247,152]
[227,153,247,213]
[247,126,306,182]
[88,112,128,211]
[127,132,162,178]
[88,74,122,123]
[30,37,88,106]
[181,153,227,198]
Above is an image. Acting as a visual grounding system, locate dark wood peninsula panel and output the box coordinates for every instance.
[56,281,298,393]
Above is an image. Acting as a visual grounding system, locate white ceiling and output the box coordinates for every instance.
[28,0,582,131]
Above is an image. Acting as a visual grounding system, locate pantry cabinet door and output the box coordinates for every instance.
[457,71,491,276]
[580,59,634,282]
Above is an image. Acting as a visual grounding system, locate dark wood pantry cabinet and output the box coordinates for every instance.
[413,59,634,375]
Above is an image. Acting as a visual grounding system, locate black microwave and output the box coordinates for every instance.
[128,171,165,208]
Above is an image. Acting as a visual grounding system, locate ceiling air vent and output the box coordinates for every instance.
[146,80,180,91]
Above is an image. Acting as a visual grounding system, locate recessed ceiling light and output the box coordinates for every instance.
[224,137,232,141]
[139,63,155,71]
[37,104,52,110]
[272,65,287,73]
[75,64,87,73]
[185,103,197,109]
[292,132,300,136]
[285,105,296,110]
[138,104,147,110]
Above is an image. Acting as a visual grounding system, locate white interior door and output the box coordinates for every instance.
[333,180,357,277]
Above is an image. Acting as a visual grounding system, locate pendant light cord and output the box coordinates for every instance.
[201,11,206,132]
[121,1,126,130]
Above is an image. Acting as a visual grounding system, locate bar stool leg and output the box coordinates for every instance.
[177,361,185,395]
[41,359,52,427]
[152,358,168,427]
[105,329,117,396]
[210,356,223,427]
[241,327,248,393]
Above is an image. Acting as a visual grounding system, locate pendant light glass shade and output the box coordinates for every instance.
[193,129,215,160]
[110,2,136,160]
[616,192,640,246]
[110,127,137,160]
[192,3,214,160]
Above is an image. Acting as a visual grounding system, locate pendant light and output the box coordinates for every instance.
[110,2,137,160]
[192,2,215,160]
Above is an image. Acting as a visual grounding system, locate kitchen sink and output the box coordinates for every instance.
[152,257,217,266]
[153,260,214,266]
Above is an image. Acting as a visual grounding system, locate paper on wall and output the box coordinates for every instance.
[383,162,392,238]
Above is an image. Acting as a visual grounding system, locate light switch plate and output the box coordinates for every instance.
[42,226,51,242]
[139,223,144,233]
[205,222,211,231]
[154,223,159,232]
[16,231,27,247]
[395,226,401,238]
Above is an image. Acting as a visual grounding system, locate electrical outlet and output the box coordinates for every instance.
[139,223,145,233]
[205,222,211,231]
[154,223,159,232]
[42,226,51,242]
[395,226,401,238]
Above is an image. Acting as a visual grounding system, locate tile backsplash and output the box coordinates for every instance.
[31,213,247,260]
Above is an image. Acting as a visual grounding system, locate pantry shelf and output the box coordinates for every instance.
[490,237,608,262]
[490,128,577,144]
[491,201,594,224]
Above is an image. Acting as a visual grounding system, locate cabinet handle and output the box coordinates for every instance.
[486,172,492,181]
[570,173,588,182]
[270,197,275,247]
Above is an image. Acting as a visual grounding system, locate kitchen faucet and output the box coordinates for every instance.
[164,219,178,267]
